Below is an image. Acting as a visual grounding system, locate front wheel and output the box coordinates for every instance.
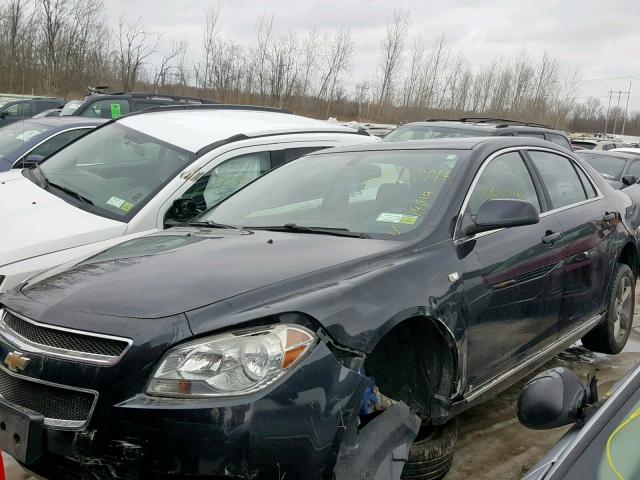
[582,263,635,354]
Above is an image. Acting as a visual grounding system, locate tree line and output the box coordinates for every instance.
[1,0,638,135]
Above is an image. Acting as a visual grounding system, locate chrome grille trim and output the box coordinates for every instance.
[0,308,132,366]
[0,364,98,430]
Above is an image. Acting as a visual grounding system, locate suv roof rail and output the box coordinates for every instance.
[124,92,219,103]
[459,117,555,129]
[121,103,293,118]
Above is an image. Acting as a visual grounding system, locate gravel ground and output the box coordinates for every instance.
[4,292,640,479]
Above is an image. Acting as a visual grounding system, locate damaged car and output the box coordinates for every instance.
[0,136,638,479]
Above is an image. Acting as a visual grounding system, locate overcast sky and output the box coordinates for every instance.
[106,0,640,110]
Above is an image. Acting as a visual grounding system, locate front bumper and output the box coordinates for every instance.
[4,341,367,479]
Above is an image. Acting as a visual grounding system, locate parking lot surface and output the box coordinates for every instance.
[4,292,640,480]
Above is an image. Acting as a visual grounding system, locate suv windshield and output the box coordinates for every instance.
[384,124,491,142]
[199,149,465,238]
[578,152,627,180]
[0,122,49,157]
[38,123,195,219]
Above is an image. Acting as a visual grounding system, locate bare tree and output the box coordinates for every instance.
[113,16,159,91]
[316,27,353,116]
[377,10,409,112]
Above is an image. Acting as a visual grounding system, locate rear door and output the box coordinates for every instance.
[526,149,614,335]
[458,150,565,387]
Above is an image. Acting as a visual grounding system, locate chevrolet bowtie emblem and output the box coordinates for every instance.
[4,351,30,373]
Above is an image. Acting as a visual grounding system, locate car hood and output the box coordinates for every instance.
[19,227,394,318]
[0,170,126,266]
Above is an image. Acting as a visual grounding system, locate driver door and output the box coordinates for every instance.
[458,151,565,390]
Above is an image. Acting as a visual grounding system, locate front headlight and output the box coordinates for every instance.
[146,324,315,397]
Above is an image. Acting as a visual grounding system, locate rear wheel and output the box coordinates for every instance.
[582,263,634,354]
[401,419,458,480]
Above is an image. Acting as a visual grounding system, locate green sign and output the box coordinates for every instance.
[111,103,122,118]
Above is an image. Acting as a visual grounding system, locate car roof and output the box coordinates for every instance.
[576,150,639,160]
[398,120,565,135]
[613,147,640,155]
[20,117,107,128]
[115,108,361,153]
[305,136,559,155]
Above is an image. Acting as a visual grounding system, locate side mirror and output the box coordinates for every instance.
[14,154,45,168]
[622,175,637,187]
[165,198,198,227]
[465,199,539,236]
[517,367,597,430]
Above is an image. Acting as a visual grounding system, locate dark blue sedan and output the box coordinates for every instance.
[0,117,105,172]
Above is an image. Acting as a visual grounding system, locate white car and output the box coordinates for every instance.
[0,105,378,292]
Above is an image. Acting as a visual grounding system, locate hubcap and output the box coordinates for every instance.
[613,276,633,342]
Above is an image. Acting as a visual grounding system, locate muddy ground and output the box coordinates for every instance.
[5,293,640,480]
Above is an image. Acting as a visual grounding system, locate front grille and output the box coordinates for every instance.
[0,368,95,424]
[3,311,128,358]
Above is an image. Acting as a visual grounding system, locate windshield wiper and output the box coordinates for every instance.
[188,220,241,230]
[249,223,370,238]
[47,181,94,206]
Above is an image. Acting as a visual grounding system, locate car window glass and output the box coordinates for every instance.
[133,101,165,111]
[384,125,491,141]
[529,151,587,208]
[574,165,597,198]
[40,123,194,219]
[82,99,131,119]
[578,153,627,181]
[627,161,640,179]
[467,151,540,216]
[180,152,271,212]
[517,132,546,139]
[60,100,84,116]
[548,133,572,150]
[0,122,49,157]
[35,101,61,112]
[3,102,32,117]
[29,128,91,158]
[200,149,466,239]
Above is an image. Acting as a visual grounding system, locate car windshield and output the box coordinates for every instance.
[198,149,465,239]
[38,123,195,219]
[384,124,491,142]
[572,141,597,150]
[578,153,627,180]
[0,122,49,158]
[60,100,84,116]
[562,378,640,480]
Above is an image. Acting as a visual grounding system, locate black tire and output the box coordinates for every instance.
[401,419,458,480]
[582,263,635,354]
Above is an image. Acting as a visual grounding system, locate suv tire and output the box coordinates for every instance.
[582,263,634,354]
[401,419,458,480]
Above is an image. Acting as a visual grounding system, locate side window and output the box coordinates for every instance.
[547,133,572,150]
[574,165,597,198]
[3,102,32,117]
[29,129,91,158]
[517,132,546,140]
[82,100,131,119]
[132,101,163,112]
[627,161,640,179]
[181,151,271,212]
[529,151,587,209]
[467,152,541,216]
[35,101,61,113]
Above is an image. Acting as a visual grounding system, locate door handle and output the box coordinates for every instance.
[542,231,561,245]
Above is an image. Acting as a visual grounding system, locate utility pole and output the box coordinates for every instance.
[621,82,632,136]
[604,90,612,135]
[612,90,622,135]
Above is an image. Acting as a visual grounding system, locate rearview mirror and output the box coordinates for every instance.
[622,175,637,187]
[465,199,539,236]
[164,198,198,228]
[517,367,595,430]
